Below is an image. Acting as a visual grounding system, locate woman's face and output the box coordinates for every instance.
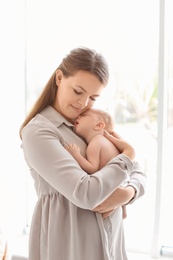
[54,70,105,122]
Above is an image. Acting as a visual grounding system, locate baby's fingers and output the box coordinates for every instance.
[64,143,75,151]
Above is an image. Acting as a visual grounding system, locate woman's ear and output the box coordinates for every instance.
[94,122,105,131]
[55,69,63,85]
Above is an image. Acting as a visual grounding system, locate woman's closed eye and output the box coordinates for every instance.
[74,89,82,95]
[90,96,96,101]
[74,89,96,101]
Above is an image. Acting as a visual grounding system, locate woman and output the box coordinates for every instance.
[19,47,146,260]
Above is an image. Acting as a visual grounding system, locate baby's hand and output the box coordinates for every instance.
[64,143,80,156]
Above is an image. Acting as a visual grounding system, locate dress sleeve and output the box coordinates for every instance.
[127,160,147,203]
[22,122,146,209]
[116,154,147,204]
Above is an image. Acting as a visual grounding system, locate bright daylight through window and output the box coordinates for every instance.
[0,0,172,258]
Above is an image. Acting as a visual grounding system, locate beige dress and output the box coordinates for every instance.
[21,106,146,260]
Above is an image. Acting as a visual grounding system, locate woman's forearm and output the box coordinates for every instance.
[93,186,135,214]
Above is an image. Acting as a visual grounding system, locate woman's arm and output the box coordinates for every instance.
[22,121,132,209]
[22,116,145,210]
[93,186,135,218]
[93,131,146,217]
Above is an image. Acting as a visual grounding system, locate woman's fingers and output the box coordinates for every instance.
[103,131,119,143]
[103,130,135,160]
[109,131,121,139]
[102,209,115,219]
[93,187,135,217]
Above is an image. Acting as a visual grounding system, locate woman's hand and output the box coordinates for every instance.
[102,209,116,219]
[93,186,135,218]
[104,130,135,161]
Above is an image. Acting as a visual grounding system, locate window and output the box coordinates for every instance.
[1,0,172,257]
[24,0,160,255]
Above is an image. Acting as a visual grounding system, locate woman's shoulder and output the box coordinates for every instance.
[25,113,54,129]
[22,113,58,140]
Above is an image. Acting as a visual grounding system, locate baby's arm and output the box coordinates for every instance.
[64,142,100,174]
[65,142,127,219]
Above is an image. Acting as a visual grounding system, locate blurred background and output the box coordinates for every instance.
[0,0,172,258]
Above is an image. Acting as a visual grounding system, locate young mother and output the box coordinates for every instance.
[19,47,146,260]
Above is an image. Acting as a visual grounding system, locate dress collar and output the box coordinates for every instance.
[40,106,74,129]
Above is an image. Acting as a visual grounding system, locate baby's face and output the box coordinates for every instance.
[74,110,97,136]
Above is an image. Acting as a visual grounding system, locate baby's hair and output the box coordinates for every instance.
[89,108,115,133]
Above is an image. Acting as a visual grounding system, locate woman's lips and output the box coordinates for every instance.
[71,105,82,112]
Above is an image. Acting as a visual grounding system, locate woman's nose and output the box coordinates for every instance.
[78,97,89,108]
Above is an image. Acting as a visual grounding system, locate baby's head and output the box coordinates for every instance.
[81,108,115,133]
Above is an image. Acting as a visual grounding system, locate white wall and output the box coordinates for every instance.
[0,0,26,234]
[1,0,166,258]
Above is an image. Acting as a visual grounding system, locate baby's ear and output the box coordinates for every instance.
[94,122,105,131]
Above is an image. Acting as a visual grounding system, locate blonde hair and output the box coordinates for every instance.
[87,108,115,133]
[19,47,109,139]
